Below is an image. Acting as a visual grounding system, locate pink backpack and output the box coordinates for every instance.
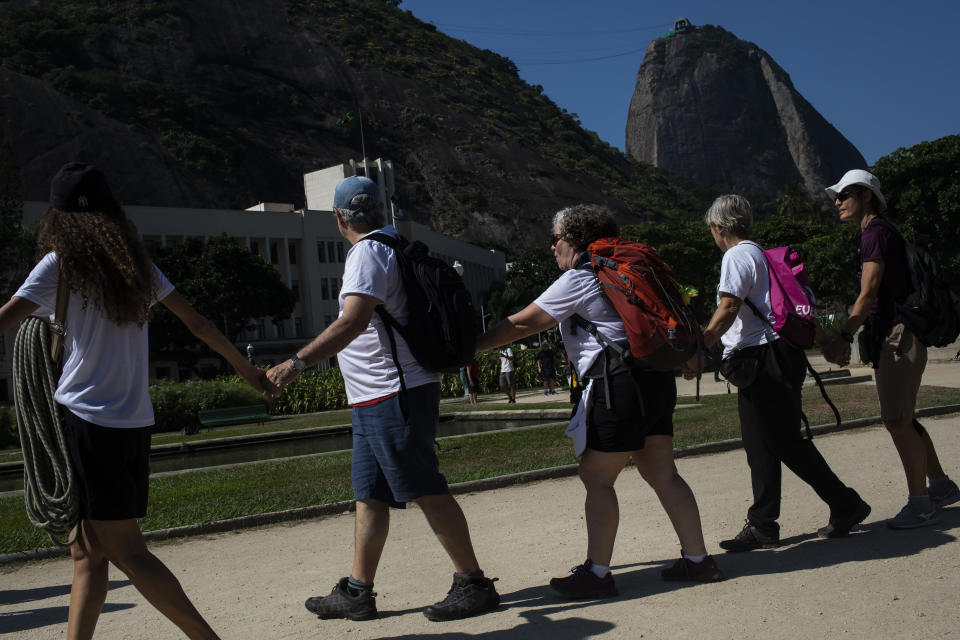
[745,245,818,349]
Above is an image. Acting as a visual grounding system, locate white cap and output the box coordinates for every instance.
[825,169,886,212]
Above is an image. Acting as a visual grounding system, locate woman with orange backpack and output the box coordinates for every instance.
[476,203,723,599]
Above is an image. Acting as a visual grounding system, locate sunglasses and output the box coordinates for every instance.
[550,233,565,244]
[836,189,859,202]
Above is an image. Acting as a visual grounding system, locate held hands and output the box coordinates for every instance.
[265,361,300,398]
[682,353,703,380]
[240,365,280,397]
[822,339,851,367]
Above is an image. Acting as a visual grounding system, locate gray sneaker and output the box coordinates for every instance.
[929,479,960,510]
[886,502,941,529]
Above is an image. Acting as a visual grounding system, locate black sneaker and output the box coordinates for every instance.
[549,560,618,599]
[304,577,378,621]
[818,498,871,538]
[423,573,500,621]
[719,522,780,552]
[661,554,725,582]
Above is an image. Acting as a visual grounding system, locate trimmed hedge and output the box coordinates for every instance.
[149,378,265,433]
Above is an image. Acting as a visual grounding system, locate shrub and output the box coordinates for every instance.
[149,377,265,433]
[268,368,348,415]
[0,405,18,449]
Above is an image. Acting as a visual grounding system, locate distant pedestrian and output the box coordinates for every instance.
[489,346,516,403]
[465,357,480,405]
[821,170,959,527]
[537,343,558,395]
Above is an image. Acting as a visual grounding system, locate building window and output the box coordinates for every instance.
[337,242,346,262]
[155,366,171,379]
[0,335,5,358]
[324,314,333,327]
[270,242,278,264]
[250,240,259,256]
[291,280,299,299]
[320,278,329,300]
[316,241,326,263]
[275,320,286,338]
[327,241,336,264]
[256,319,266,340]
[332,278,341,298]
[295,317,303,337]
[288,242,297,264]
[0,379,8,403]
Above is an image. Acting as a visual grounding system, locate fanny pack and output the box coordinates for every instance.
[719,344,763,389]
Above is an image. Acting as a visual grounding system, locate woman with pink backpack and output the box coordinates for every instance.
[683,194,870,552]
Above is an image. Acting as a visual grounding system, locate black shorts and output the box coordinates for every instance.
[587,369,676,452]
[63,411,152,520]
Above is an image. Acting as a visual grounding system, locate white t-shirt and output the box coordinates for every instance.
[533,269,626,379]
[498,347,515,373]
[14,252,175,428]
[717,240,776,357]
[336,226,440,404]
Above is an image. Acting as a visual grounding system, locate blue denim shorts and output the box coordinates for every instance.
[351,382,448,507]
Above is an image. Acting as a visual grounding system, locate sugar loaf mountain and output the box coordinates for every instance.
[2,3,863,249]
[626,22,865,199]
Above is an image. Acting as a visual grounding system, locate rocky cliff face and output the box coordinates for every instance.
[0,0,703,250]
[625,26,865,198]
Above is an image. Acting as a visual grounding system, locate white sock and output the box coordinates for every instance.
[589,562,610,578]
[682,552,707,564]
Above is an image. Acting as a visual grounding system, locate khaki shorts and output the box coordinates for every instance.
[874,323,927,422]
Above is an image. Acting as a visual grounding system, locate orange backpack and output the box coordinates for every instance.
[573,237,701,372]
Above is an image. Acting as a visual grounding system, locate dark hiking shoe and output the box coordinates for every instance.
[423,574,500,621]
[929,478,960,509]
[304,577,377,621]
[549,560,618,599]
[818,498,871,538]
[719,522,780,552]
[660,554,725,582]
[886,502,941,529]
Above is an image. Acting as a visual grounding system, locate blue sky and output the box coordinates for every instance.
[402,0,959,165]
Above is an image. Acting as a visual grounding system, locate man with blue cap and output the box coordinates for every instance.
[267,176,500,623]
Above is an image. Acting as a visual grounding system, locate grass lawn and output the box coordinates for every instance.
[2,385,959,554]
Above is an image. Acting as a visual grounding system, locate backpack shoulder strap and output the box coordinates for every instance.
[359,231,409,391]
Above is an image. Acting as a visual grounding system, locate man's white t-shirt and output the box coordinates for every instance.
[718,240,776,357]
[533,269,626,379]
[336,226,440,404]
[498,347,515,373]
[14,252,175,428]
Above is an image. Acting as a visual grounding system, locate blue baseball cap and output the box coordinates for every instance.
[333,176,381,213]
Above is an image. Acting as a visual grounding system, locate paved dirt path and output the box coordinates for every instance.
[2,349,958,638]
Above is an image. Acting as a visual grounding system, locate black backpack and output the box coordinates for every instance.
[872,219,960,347]
[363,232,477,389]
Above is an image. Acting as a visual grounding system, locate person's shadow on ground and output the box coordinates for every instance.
[0,580,132,635]
[375,507,958,638]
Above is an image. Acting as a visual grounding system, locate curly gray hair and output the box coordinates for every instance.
[551,204,619,252]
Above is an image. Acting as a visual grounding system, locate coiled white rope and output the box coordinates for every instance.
[12,316,78,546]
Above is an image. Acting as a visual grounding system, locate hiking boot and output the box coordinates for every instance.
[661,554,725,582]
[818,497,872,538]
[304,577,377,621]
[549,560,618,599]
[887,502,941,529]
[719,522,780,552]
[929,478,960,509]
[423,573,500,621]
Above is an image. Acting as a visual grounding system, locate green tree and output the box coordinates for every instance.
[872,134,960,289]
[0,138,28,300]
[486,241,558,323]
[151,235,297,372]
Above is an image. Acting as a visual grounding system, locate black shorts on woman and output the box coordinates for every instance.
[63,411,152,520]
[586,367,676,452]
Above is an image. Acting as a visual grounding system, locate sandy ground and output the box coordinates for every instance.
[2,351,959,639]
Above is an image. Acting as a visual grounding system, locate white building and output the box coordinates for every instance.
[0,160,505,398]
